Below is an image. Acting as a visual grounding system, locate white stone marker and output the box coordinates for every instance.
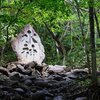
[11,24,45,65]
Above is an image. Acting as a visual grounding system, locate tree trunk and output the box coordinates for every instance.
[44,22,66,65]
[94,9,100,37]
[88,0,98,85]
[75,0,91,73]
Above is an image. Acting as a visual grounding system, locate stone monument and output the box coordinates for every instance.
[11,24,45,65]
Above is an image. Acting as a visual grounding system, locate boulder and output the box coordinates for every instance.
[11,24,45,65]
[48,65,66,73]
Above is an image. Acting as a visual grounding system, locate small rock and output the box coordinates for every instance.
[0,67,9,76]
[7,63,17,72]
[22,75,36,81]
[14,88,25,94]
[48,65,66,73]
[0,73,9,81]
[33,70,42,78]
[31,90,46,100]
[67,70,88,80]
[45,96,52,100]
[75,97,87,100]
[34,80,52,88]
[0,86,11,91]
[24,79,32,86]
[52,75,63,81]
[17,64,32,75]
[53,96,64,100]
[10,72,23,81]
[31,89,53,100]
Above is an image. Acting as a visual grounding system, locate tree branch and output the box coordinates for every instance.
[44,22,64,55]
[6,3,28,41]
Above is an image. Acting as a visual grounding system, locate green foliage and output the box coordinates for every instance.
[0,0,99,68]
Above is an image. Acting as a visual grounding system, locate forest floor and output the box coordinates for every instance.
[0,62,100,100]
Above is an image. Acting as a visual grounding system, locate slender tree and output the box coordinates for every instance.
[94,9,100,37]
[44,22,66,65]
[88,0,98,85]
[74,0,91,73]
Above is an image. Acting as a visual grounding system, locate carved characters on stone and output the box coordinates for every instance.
[11,24,45,65]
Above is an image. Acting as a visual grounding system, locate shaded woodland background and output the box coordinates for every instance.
[0,0,100,71]
[0,0,100,99]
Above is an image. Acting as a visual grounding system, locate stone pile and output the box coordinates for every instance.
[0,62,88,100]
